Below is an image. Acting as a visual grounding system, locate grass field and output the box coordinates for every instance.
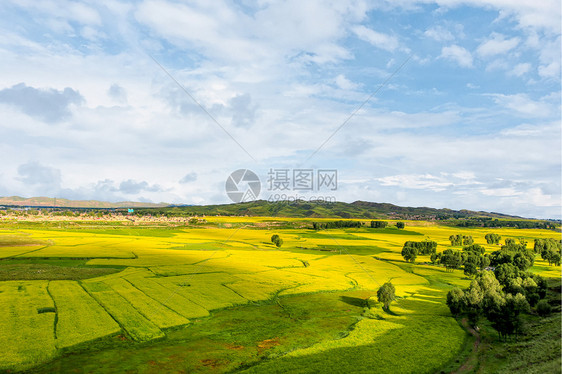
[0,220,559,373]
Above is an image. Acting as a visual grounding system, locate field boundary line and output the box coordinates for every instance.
[45,281,58,341]
[121,277,192,322]
[77,281,129,338]
[155,225,249,308]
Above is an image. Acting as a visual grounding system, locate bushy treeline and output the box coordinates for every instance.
[534,238,561,266]
[430,244,490,275]
[400,240,437,262]
[311,220,363,230]
[485,233,501,244]
[447,270,548,340]
[451,217,557,229]
[370,221,387,228]
[449,234,474,246]
[489,240,535,272]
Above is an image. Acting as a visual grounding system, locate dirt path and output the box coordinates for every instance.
[451,318,481,374]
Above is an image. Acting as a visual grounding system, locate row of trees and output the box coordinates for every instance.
[449,234,474,246]
[370,221,387,228]
[534,238,562,266]
[452,218,557,230]
[311,221,405,230]
[485,233,501,244]
[401,240,438,262]
[446,270,549,340]
[430,245,490,275]
[401,234,559,282]
[311,220,362,230]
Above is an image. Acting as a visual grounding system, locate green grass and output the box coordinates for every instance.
[0,262,122,281]
[25,291,368,373]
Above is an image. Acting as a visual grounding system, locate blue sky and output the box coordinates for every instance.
[0,0,560,218]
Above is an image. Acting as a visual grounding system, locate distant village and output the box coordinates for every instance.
[0,207,206,225]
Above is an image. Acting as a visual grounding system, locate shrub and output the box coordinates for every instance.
[536,300,552,316]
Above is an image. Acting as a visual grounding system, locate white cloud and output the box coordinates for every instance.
[476,33,520,58]
[377,174,452,192]
[489,93,555,117]
[440,45,474,67]
[334,74,359,90]
[432,0,561,34]
[352,25,400,51]
[0,0,559,218]
[509,62,531,77]
[424,25,454,41]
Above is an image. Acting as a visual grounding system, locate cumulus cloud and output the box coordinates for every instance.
[440,45,473,67]
[352,25,400,51]
[179,172,197,184]
[476,33,520,58]
[489,93,554,117]
[509,62,531,77]
[17,161,61,187]
[0,83,83,123]
[424,25,454,41]
[108,84,127,104]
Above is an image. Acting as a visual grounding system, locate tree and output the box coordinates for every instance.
[464,244,485,255]
[536,300,552,316]
[377,282,395,310]
[504,238,516,246]
[480,255,491,270]
[464,262,478,277]
[430,252,439,264]
[402,240,437,255]
[271,234,283,248]
[494,263,520,286]
[396,222,405,229]
[441,249,463,272]
[485,233,501,245]
[485,293,529,340]
[446,287,465,315]
[401,246,417,263]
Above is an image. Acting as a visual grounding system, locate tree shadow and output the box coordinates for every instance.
[339,295,369,308]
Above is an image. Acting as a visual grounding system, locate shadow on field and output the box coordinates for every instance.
[339,296,369,308]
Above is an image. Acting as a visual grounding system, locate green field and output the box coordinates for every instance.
[0,219,560,373]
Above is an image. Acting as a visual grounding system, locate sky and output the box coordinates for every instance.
[0,0,560,219]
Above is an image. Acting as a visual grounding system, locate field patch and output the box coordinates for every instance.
[0,281,57,370]
[49,281,121,348]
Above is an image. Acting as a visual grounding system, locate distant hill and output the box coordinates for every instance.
[0,196,534,220]
[147,200,525,220]
[0,196,168,209]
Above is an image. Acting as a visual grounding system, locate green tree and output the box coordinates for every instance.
[464,262,478,277]
[371,220,388,228]
[446,287,465,315]
[401,246,417,263]
[485,233,501,245]
[536,300,552,316]
[271,234,283,247]
[396,222,405,229]
[377,282,396,310]
[441,249,463,272]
